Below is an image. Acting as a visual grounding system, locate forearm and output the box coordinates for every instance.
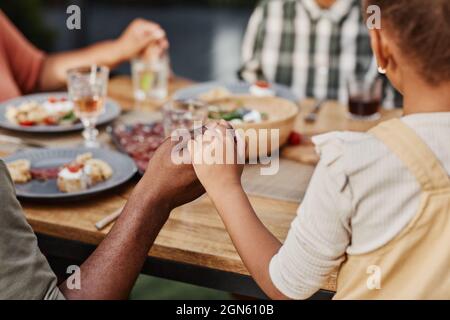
[208,184,288,299]
[38,40,123,91]
[59,179,169,299]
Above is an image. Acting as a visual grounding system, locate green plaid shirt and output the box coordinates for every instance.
[239,0,402,108]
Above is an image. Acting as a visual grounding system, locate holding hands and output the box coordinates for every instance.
[134,120,284,300]
[139,136,206,213]
[187,120,244,197]
[130,119,243,220]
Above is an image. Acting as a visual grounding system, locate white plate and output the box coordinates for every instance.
[3,148,137,200]
[0,92,121,133]
[172,81,299,103]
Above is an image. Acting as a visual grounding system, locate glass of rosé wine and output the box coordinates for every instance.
[67,65,109,148]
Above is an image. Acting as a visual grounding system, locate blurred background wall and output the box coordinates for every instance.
[1,0,258,81]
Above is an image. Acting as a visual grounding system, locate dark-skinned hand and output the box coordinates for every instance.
[139,135,206,213]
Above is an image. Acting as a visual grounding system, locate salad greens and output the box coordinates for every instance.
[208,106,268,123]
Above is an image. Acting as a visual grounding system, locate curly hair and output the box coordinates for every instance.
[365,0,450,85]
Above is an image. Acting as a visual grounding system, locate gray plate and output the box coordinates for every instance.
[3,148,137,200]
[172,81,299,103]
[0,92,121,133]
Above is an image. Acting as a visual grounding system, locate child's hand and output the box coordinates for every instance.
[188,120,244,195]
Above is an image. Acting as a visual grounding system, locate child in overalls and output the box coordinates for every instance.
[188,0,450,299]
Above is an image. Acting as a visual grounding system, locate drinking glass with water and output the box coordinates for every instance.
[132,51,169,102]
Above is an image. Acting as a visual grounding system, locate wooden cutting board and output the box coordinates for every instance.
[281,100,402,165]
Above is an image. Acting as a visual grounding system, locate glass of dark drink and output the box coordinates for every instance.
[67,66,109,148]
[347,75,383,120]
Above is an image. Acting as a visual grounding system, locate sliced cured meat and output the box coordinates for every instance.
[112,122,165,173]
[30,167,60,180]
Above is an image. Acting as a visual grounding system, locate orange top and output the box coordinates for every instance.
[0,10,45,102]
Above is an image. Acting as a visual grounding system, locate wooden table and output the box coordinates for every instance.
[0,76,402,299]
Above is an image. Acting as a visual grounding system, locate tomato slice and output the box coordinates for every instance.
[288,131,302,146]
[255,80,270,88]
[48,97,57,103]
[19,120,36,126]
[66,164,83,173]
[44,117,57,125]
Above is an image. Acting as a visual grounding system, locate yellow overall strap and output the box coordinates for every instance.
[369,119,450,191]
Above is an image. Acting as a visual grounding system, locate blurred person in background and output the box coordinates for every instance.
[0,10,168,102]
[239,0,402,107]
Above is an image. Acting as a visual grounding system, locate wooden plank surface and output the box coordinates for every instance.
[108,75,194,111]
[0,76,402,293]
[281,100,403,164]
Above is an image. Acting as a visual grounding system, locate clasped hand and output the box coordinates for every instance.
[137,120,243,214]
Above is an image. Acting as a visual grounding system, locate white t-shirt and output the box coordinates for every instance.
[269,113,450,299]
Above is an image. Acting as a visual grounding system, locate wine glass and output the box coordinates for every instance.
[67,65,109,148]
[162,99,209,137]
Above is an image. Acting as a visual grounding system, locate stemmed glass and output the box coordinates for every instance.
[67,65,109,148]
[162,99,209,137]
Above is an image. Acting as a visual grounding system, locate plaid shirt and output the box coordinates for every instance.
[239,0,402,107]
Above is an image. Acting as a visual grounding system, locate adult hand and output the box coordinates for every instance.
[59,135,202,300]
[116,18,169,61]
[139,136,205,213]
[39,18,169,92]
